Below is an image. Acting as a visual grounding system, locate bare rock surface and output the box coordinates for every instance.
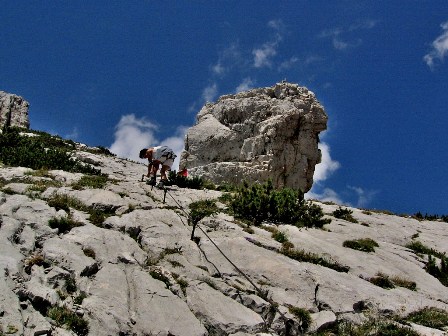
[180,82,328,192]
[0,91,30,129]
[1,143,448,335]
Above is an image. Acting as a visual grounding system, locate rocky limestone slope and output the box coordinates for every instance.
[180,82,327,192]
[1,144,448,335]
[0,92,30,129]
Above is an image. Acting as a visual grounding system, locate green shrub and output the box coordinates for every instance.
[167,171,210,189]
[47,306,89,336]
[0,127,100,175]
[405,307,448,330]
[189,199,218,225]
[64,277,77,294]
[48,194,87,212]
[368,273,395,289]
[48,216,83,234]
[390,275,417,290]
[406,241,445,259]
[333,207,358,223]
[82,248,96,259]
[343,238,379,252]
[425,255,448,287]
[71,174,109,190]
[272,230,288,243]
[280,246,350,273]
[74,293,87,305]
[288,306,312,333]
[230,181,330,228]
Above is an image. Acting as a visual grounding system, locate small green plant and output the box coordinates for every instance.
[65,277,77,294]
[24,254,51,273]
[280,246,350,273]
[288,306,312,333]
[71,174,109,190]
[6,325,19,334]
[189,199,219,224]
[390,275,417,290]
[167,260,184,268]
[47,306,89,336]
[149,270,171,288]
[368,273,395,289]
[333,207,358,223]
[243,226,255,234]
[405,307,448,330]
[82,248,96,259]
[87,208,114,226]
[48,215,83,234]
[343,238,379,252]
[48,193,88,212]
[27,179,62,192]
[167,171,210,189]
[174,276,189,295]
[159,246,183,259]
[74,293,87,305]
[271,230,288,243]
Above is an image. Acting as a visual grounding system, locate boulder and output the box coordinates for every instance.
[0,91,30,129]
[180,82,328,191]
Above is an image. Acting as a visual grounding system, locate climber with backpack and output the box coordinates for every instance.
[139,146,177,188]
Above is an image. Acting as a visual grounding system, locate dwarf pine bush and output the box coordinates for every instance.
[0,127,100,175]
[229,180,330,228]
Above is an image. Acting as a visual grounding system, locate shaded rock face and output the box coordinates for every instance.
[0,91,30,129]
[180,82,327,191]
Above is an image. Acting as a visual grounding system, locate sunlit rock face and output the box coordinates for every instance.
[0,91,30,129]
[180,82,328,191]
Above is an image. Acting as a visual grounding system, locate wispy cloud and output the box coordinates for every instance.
[252,19,285,68]
[348,185,378,208]
[278,56,299,71]
[202,83,218,102]
[211,43,242,76]
[235,77,255,93]
[320,19,376,51]
[253,42,278,68]
[424,21,448,69]
[109,114,187,169]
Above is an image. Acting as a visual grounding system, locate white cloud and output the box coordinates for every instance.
[202,83,218,102]
[313,142,340,183]
[306,187,344,205]
[253,42,278,68]
[252,19,285,68]
[424,21,448,68]
[109,114,159,162]
[235,78,255,93]
[109,114,188,170]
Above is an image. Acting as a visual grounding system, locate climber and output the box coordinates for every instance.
[139,146,177,188]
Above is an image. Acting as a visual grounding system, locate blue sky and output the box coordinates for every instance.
[1,1,447,215]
